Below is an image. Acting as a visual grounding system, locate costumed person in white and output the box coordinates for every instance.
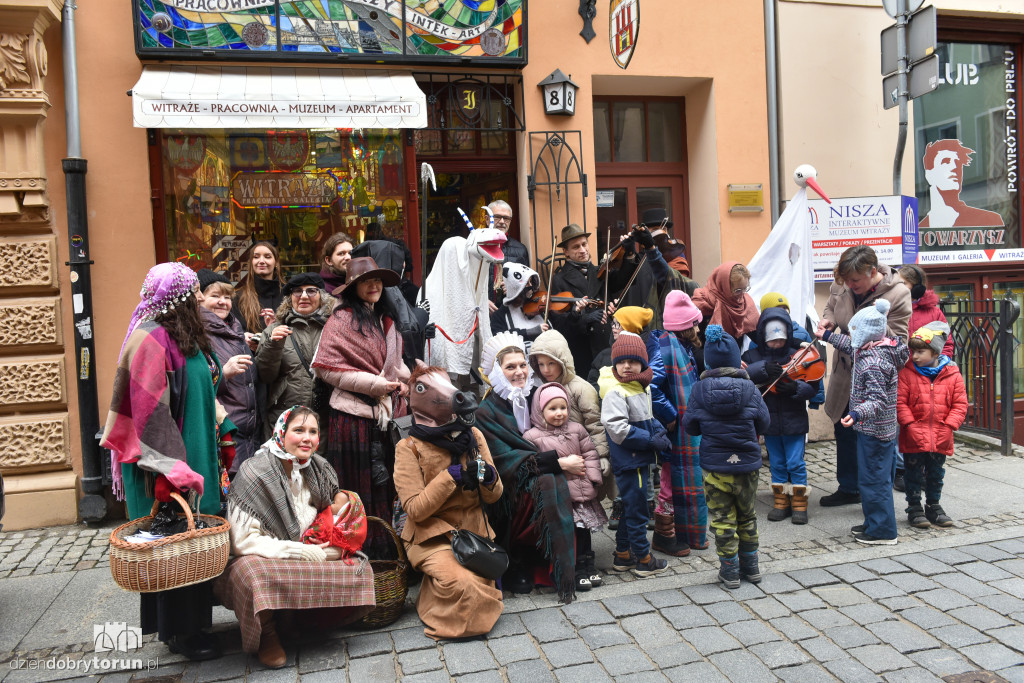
[747,165,832,330]
[422,207,507,384]
[490,262,549,354]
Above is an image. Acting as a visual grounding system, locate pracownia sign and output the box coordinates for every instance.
[142,99,419,118]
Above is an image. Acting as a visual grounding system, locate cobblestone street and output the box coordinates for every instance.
[2,439,1024,681]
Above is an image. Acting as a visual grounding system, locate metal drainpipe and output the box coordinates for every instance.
[62,0,107,524]
[764,0,782,225]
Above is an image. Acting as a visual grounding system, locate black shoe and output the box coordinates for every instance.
[652,533,691,557]
[504,567,533,594]
[893,470,906,492]
[574,569,593,591]
[853,532,897,546]
[167,633,222,662]
[926,504,953,528]
[633,554,669,577]
[850,524,865,535]
[907,505,930,528]
[582,551,603,587]
[820,490,861,507]
[739,551,762,584]
[612,550,636,572]
[607,500,623,530]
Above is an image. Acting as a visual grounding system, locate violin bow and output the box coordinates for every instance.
[614,252,648,310]
[760,343,815,397]
[543,234,558,324]
[602,228,611,313]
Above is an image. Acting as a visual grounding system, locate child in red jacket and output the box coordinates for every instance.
[897,322,968,528]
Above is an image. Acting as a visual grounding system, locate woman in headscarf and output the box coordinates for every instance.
[474,332,580,603]
[692,261,760,344]
[313,257,409,557]
[101,263,245,661]
[215,406,375,669]
[393,365,504,640]
[235,241,286,335]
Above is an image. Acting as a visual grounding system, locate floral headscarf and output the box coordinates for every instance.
[120,263,199,357]
[265,406,314,490]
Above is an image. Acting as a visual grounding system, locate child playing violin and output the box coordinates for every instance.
[741,306,822,525]
[490,263,550,354]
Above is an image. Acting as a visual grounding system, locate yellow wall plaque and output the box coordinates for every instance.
[728,184,764,212]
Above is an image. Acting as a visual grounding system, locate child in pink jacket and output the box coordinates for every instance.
[523,382,606,592]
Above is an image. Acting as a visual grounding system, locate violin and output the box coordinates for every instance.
[521,289,604,317]
[597,228,636,280]
[763,343,826,395]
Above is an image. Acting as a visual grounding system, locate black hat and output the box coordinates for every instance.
[282,272,326,297]
[196,268,232,294]
[640,208,673,230]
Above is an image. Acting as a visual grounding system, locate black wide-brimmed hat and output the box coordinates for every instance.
[640,208,673,230]
[332,256,400,296]
[556,223,592,248]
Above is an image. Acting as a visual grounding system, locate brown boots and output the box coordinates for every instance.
[258,611,287,669]
[768,484,791,521]
[651,512,692,557]
[791,485,809,525]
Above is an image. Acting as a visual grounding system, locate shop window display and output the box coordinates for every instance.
[160,128,405,280]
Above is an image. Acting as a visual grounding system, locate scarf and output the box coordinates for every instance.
[692,261,759,339]
[228,408,339,542]
[612,365,654,387]
[409,423,474,458]
[913,354,950,379]
[487,362,533,433]
[319,266,346,295]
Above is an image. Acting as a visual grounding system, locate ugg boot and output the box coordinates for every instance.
[257,611,287,669]
[718,555,740,589]
[790,485,809,525]
[907,504,929,528]
[768,484,791,522]
[739,550,762,584]
[652,512,692,557]
[925,503,953,527]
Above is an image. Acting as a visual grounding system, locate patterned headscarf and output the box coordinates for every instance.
[266,406,314,490]
[120,263,199,358]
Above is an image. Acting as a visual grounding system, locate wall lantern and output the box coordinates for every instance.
[538,69,579,116]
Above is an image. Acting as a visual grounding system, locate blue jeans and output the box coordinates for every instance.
[857,433,898,540]
[615,467,651,558]
[834,416,860,494]
[903,452,946,507]
[764,434,807,485]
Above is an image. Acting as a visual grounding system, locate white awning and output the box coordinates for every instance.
[131,65,427,129]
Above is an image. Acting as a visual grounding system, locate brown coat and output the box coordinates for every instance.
[822,263,912,421]
[393,428,503,567]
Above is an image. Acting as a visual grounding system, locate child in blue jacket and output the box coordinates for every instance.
[683,325,770,589]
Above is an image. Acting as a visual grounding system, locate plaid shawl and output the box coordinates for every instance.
[476,392,576,603]
[101,322,195,497]
[229,446,340,542]
[654,330,708,547]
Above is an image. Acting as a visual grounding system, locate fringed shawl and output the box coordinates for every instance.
[475,392,576,603]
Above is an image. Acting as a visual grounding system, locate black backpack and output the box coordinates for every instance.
[351,240,427,366]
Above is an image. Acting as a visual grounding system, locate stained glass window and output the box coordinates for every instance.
[135,0,525,64]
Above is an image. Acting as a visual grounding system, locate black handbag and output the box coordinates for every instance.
[450,466,509,581]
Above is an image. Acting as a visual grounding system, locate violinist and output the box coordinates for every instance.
[489,263,549,354]
[741,306,823,525]
[549,224,610,375]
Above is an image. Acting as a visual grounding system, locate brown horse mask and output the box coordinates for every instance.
[408,361,478,429]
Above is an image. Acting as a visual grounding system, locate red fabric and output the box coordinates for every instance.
[219,443,236,472]
[154,475,178,503]
[908,290,955,361]
[897,364,969,455]
[301,490,368,556]
[692,262,760,339]
[314,306,391,375]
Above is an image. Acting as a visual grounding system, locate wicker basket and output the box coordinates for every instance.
[109,492,230,593]
[359,516,409,628]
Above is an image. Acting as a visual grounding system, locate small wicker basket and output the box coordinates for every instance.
[359,516,409,628]
[109,492,230,593]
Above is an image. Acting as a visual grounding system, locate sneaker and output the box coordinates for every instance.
[607,500,624,530]
[853,532,897,546]
[907,505,930,528]
[850,524,865,535]
[893,470,906,492]
[820,489,861,507]
[718,555,740,589]
[633,554,669,577]
[612,550,635,572]
[926,504,953,528]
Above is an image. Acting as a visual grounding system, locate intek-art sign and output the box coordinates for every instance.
[231,171,337,208]
[807,195,919,281]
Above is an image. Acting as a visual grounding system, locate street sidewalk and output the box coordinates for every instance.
[1,439,1023,681]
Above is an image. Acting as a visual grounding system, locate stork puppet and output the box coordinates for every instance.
[748,165,831,328]
[422,207,507,381]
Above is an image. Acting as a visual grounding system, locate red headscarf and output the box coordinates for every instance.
[692,261,760,339]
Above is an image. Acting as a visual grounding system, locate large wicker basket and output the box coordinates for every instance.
[359,516,409,628]
[109,492,230,593]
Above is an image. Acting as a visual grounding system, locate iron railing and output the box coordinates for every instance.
[940,296,1020,455]
[527,130,587,282]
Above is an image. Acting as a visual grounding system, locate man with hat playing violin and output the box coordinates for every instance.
[549,224,611,376]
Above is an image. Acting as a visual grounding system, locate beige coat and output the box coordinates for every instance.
[393,428,502,567]
[822,263,912,421]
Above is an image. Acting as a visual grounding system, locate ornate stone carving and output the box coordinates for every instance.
[0,33,30,91]
[0,235,56,288]
[0,297,61,347]
[0,357,64,407]
[0,413,69,470]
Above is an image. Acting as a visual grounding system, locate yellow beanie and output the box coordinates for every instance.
[759,292,790,312]
[613,306,653,334]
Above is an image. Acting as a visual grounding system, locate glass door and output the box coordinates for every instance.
[595,177,686,262]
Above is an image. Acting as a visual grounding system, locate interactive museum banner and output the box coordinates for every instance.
[133,0,525,65]
[912,41,1023,265]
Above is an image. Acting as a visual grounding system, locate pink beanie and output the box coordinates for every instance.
[663,290,702,331]
[536,382,569,410]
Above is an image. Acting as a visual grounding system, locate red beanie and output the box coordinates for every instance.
[611,332,649,369]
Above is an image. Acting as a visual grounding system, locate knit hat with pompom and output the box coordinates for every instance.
[849,298,891,349]
[703,324,741,370]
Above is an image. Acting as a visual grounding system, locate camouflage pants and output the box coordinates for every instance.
[703,469,759,558]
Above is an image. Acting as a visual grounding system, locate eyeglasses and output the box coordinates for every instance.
[492,215,513,223]
[291,287,320,298]
[731,286,751,295]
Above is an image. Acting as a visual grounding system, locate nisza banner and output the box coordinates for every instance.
[808,195,918,281]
